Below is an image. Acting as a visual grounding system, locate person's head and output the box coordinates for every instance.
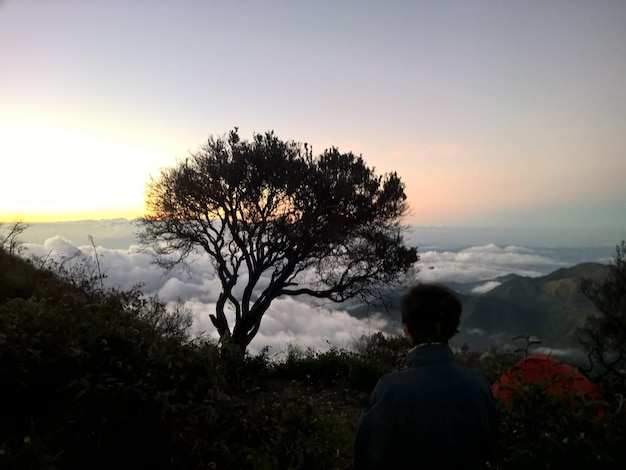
[401,284,462,346]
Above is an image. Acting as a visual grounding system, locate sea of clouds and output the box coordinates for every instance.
[17,219,617,356]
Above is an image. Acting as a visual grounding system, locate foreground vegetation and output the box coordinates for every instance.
[1,239,625,468]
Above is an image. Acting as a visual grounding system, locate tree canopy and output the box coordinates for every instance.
[138,129,418,349]
[579,241,626,392]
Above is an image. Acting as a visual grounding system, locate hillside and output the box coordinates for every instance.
[455,262,611,354]
[2,246,625,468]
[343,261,612,356]
[0,248,371,469]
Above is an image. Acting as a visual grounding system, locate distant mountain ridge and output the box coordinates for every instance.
[344,261,611,359]
[454,262,610,355]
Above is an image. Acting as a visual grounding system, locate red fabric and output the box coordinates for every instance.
[492,354,602,406]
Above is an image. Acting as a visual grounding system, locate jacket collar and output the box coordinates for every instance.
[406,343,455,369]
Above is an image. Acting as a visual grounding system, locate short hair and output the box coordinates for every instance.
[401,284,462,344]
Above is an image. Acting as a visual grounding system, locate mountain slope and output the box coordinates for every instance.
[455,262,610,352]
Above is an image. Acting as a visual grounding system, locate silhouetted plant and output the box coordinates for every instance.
[0,247,351,469]
[350,331,409,370]
[272,343,391,392]
[490,380,625,469]
[3,244,626,468]
[453,343,517,385]
[0,221,29,256]
[137,128,418,350]
[579,240,626,393]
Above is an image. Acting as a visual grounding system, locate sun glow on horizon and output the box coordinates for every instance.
[1,124,173,223]
[0,207,143,224]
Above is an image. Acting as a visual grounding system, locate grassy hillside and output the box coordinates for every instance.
[1,247,625,468]
[0,246,69,301]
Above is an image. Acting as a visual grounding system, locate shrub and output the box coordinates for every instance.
[490,383,626,469]
[0,221,29,256]
[579,240,626,394]
[272,343,391,392]
[350,331,409,371]
[0,248,350,468]
[0,287,215,468]
[4,243,626,468]
[454,343,518,385]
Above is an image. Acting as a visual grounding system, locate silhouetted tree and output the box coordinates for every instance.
[138,129,418,350]
[0,221,29,256]
[579,241,626,391]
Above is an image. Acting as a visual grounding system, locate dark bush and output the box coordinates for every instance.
[0,248,346,469]
[490,382,626,469]
[350,331,409,371]
[454,343,518,385]
[3,244,626,469]
[272,344,391,392]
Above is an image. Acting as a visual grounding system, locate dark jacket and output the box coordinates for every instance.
[353,344,497,469]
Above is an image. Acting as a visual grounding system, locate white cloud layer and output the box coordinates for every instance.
[22,234,607,355]
[417,244,568,284]
[471,281,502,294]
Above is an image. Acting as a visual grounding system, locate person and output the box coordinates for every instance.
[353,284,497,469]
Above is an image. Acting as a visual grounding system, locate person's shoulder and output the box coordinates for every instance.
[374,367,412,390]
[377,367,405,383]
[451,362,493,389]
[366,368,421,408]
[376,368,419,391]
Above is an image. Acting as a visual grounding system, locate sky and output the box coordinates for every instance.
[1,0,625,237]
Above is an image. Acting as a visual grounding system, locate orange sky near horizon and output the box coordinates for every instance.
[2,1,625,234]
[1,119,623,230]
[0,124,471,225]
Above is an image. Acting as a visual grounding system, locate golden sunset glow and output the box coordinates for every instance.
[1,125,172,222]
[1,2,625,232]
